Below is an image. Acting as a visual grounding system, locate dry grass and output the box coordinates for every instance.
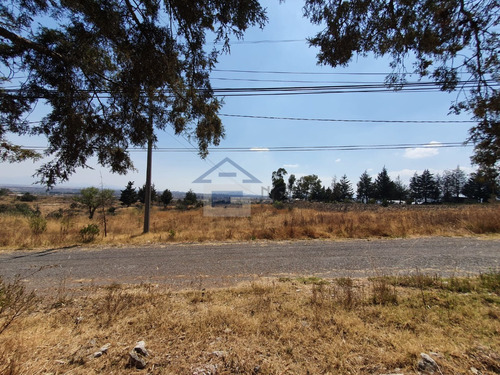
[0,197,499,249]
[0,273,499,374]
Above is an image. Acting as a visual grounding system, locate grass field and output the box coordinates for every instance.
[1,197,499,374]
[1,273,499,374]
[0,195,499,249]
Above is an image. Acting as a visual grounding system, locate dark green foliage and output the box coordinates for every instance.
[462,171,493,202]
[14,203,35,216]
[393,176,409,202]
[1,0,267,187]
[439,166,467,202]
[0,203,35,216]
[138,184,157,204]
[183,190,198,206]
[0,188,10,196]
[160,189,173,207]
[19,192,37,202]
[119,181,138,207]
[304,0,500,172]
[80,223,100,242]
[374,167,396,201]
[270,168,287,202]
[331,174,354,202]
[410,170,440,203]
[357,171,375,203]
[293,174,322,201]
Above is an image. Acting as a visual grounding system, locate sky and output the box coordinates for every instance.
[1,0,477,195]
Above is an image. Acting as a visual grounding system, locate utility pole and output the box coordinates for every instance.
[143,102,153,233]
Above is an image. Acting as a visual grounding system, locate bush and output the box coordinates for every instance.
[80,224,100,242]
[29,215,47,236]
[19,192,37,202]
[14,203,35,216]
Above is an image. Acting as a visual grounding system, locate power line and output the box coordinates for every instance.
[213,69,397,76]
[219,113,475,124]
[215,39,306,45]
[4,80,496,98]
[18,142,469,153]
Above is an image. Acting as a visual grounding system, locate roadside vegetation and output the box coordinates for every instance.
[0,191,499,249]
[0,272,499,374]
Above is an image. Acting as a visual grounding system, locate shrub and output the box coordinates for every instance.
[19,192,37,202]
[79,224,100,242]
[14,203,35,216]
[29,215,47,236]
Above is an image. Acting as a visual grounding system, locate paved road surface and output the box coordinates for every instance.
[0,237,499,291]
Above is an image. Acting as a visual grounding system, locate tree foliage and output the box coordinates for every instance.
[160,189,173,207]
[410,169,440,203]
[332,174,354,201]
[138,184,157,204]
[0,0,267,186]
[374,167,396,201]
[304,0,500,171]
[183,189,198,206]
[119,181,138,207]
[270,168,288,202]
[357,170,374,203]
[76,187,115,219]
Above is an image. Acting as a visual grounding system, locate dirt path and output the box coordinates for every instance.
[0,237,499,291]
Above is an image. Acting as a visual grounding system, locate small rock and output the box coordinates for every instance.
[470,367,480,375]
[253,365,261,374]
[93,343,111,358]
[192,364,217,375]
[134,340,149,357]
[128,350,147,370]
[417,353,438,374]
[100,343,111,353]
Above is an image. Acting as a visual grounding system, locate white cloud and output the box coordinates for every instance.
[335,158,341,163]
[283,164,299,168]
[403,141,442,159]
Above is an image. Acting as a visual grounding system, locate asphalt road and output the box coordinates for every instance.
[0,237,499,291]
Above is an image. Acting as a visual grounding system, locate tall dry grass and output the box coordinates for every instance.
[0,197,499,249]
[1,273,499,374]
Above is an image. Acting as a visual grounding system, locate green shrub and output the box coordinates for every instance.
[14,203,35,216]
[29,215,47,235]
[19,192,37,202]
[80,224,100,242]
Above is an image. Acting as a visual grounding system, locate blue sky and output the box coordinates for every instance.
[1,0,476,195]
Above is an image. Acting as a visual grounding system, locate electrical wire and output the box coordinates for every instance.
[219,114,475,124]
[17,142,469,153]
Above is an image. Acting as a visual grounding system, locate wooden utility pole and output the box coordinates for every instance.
[143,103,153,233]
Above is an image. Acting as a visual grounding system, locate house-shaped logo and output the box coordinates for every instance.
[193,157,262,217]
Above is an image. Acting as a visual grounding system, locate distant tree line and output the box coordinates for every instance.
[118,181,198,209]
[270,167,498,204]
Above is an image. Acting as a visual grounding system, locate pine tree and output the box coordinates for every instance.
[120,181,138,207]
[160,189,173,208]
[356,171,374,203]
[374,167,396,202]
